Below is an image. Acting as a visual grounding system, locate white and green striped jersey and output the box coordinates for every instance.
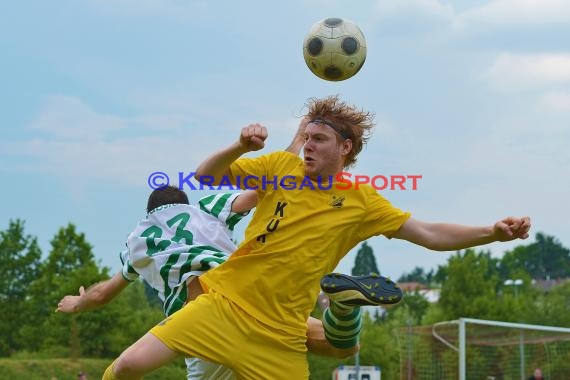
[120,192,246,317]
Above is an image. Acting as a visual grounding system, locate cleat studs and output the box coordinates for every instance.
[371,292,376,297]
[374,283,379,288]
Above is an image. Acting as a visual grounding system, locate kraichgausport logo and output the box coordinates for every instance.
[147,171,422,191]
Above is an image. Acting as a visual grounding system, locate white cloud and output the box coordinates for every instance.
[375,0,455,21]
[460,0,570,27]
[86,0,208,18]
[371,0,570,35]
[4,96,208,187]
[482,53,570,91]
[3,136,196,186]
[2,95,305,188]
[29,95,193,140]
[541,91,570,112]
[29,96,125,140]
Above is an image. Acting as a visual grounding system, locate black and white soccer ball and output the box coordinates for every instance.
[303,18,367,82]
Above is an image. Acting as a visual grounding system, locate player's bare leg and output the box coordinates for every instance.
[306,316,359,358]
[102,333,180,380]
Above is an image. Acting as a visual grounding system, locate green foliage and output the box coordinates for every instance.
[0,358,186,380]
[500,233,570,280]
[3,214,570,380]
[0,219,42,356]
[351,241,380,276]
[420,303,445,326]
[436,246,558,324]
[101,281,164,355]
[550,349,570,379]
[533,281,570,327]
[398,266,435,285]
[438,249,505,320]
[358,314,402,379]
[308,351,352,379]
[24,224,111,355]
[15,223,164,358]
[386,292,430,325]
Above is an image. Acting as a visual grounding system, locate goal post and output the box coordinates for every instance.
[458,318,570,380]
[398,318,570,380]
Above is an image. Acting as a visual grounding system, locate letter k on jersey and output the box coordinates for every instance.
[256,201,287,243]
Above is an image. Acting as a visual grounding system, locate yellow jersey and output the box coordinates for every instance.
[199,151,411,337]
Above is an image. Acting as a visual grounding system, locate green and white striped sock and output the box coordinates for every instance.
[323,300,362,349]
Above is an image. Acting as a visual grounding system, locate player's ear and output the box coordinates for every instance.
[341,139,352,156]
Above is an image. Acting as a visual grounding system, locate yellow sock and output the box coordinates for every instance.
[102,360,119,380]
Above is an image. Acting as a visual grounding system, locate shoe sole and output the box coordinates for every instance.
[320,273,403,306]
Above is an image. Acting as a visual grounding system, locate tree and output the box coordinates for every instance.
[105,281,164,355]
[500,233,570,280]
[398,266,435,285]
[0,219,42,356]
[529,281,570,327]
[438,249,509,321]
[386,292,430,325]
[25,224,111,355]
[351,241,380,276]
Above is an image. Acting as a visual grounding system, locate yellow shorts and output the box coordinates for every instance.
[150,290,309,380]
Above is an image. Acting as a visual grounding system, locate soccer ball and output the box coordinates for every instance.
[303,18,367,82]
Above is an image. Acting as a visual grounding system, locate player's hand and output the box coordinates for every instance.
[296,117,310,139]
[239,124,267,152]
[56,286,85,313]
[493,216,531,242]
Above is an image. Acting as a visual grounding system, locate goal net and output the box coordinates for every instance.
[397,318,570,380]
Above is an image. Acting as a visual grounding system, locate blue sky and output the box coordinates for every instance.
[1,0,569,280]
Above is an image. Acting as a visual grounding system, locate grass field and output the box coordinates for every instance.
[0,356,345,379]
[0,358,187,380]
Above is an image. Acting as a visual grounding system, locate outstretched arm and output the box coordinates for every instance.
[392,216,531,251]
[56,272,130,313]
[195,123,268,185]
[231,190,258,214]
[284,117,309,155]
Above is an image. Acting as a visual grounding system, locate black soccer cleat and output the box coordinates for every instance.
[320,273,403,306]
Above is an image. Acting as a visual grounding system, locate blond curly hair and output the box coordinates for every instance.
[305,95,375,168]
